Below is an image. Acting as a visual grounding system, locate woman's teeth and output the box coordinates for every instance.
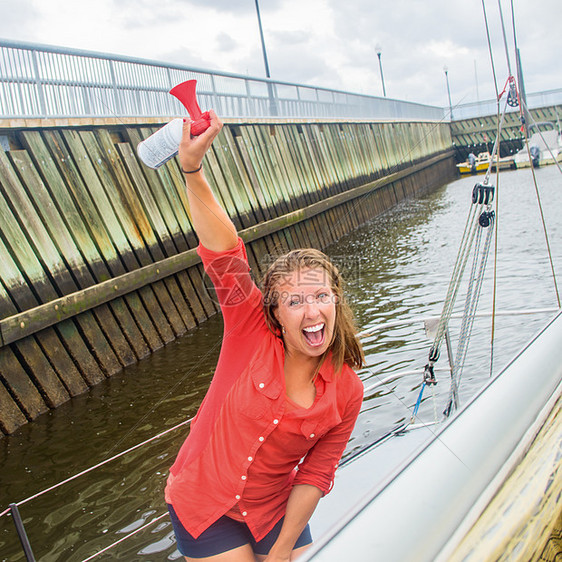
[303,323,324,333]
[303,323,325,346]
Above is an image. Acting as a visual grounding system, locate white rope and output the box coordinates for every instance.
[80,512,169,562]
[358,307,558,338]
[427,92,510,371]
[0,416,193,518]
[447,214,495,412]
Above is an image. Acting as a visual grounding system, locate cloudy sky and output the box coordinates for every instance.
[0,0,559,109]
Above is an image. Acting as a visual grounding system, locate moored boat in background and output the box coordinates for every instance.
[457,151,515,174]
[514,122,562,168]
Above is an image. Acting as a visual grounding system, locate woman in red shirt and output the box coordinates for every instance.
[165,112,365,561]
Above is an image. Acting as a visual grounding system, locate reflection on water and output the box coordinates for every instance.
[1,166,560,561]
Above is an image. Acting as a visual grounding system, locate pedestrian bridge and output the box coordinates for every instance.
[1,39,560,124]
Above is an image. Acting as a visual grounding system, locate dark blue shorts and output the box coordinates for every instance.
[167,504,313,558]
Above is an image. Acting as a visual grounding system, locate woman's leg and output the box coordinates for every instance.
[184,543,257,562]
[290,543,312,560]
[254,542,310,562]
[253,518,313,561]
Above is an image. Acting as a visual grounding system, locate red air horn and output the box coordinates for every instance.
[137,79,212,168]
[169,80,211,137]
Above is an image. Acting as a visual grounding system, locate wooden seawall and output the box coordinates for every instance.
[0,118,455,434]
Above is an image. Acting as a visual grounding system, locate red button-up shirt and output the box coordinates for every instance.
[165,239,364,540]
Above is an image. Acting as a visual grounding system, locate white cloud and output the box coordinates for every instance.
[0,0,559,107]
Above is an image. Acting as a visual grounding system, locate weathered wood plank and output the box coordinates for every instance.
[222,127,268,223]
[5,148,137,370]
[0,345,47,420]
[212,130,260,228]
[42,130,164,353]
[0,376,27,435]
[233,128,276,220]
[0,161,100,399]
[78,130,186,340]
[12,146,150,365]
[252,125,299,214]
[118,143,199,331]
[60,128,173,347]
[124,126,196,249]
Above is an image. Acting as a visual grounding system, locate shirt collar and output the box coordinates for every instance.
[317,352,335,383]
[253,335,336,392]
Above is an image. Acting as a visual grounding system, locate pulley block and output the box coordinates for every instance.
[472,183,495,205]
[423,363,437,386]
[479,210,495,228]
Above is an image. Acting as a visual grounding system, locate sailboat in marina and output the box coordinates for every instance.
[513,121,562,168]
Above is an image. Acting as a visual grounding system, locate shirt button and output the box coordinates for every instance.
[309,433,315,438]
[248,456,253,462]
[242,511,248,517]
[258,383,265,389]
[259,436,265,442]
[235,495,241,500]
[273,419,279,424]
[241,475,247,480]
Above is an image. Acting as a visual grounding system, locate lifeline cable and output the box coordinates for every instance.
[0,416,193,519]
[517,103,561,308]
[507,0,560,306]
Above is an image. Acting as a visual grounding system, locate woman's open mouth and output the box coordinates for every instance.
[302,323,325,347]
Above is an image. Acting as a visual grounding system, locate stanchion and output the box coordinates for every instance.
[9,504,36,562]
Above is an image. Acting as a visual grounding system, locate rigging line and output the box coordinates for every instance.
[481,0,500,100]
[430,203,483,358]
[427,88,507,370]
[497,0,514,77]
[482,93,511,183]
[509,0,522,74]
[0,416,193,518]
[357,366,470,470]
[443,224,486,414]
[519,120,561,310]
[80,512,169,562]
[487,81,506,378]
[454,215,495,390]
[489,100,502,378]
[428,97,511,355]
[453,227,486,390]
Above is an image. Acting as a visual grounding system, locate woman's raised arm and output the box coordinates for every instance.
[178,110,238,252]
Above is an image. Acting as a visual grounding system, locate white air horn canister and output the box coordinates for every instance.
[137,118,183,169]
[137,79,211,170]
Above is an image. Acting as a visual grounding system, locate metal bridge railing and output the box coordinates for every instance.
[0,39,444,122]
[452,88,562,120]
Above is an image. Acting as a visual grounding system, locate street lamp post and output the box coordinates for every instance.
[254,0,271,79]
[444,65,453,119]
[254,0,277,115]
[375,45,386,97]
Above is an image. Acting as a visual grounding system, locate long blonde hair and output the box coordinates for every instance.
[261,248,364,374]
